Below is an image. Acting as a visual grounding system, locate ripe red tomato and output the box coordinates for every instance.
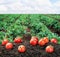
[38,39,45,46]
[14,37,22,43]
[43,37,49,44]
[5,43,13,50]
[2,39,9,46]
[30,39,38,46]
[18,45,26,53]
[46,45,54,53]
[50,38,58,44]
[30,36,38,46]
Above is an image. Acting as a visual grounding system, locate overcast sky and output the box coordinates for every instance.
[0,0,60,14]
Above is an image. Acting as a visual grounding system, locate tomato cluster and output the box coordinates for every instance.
[1,36,58,53]
[30,37,49,46]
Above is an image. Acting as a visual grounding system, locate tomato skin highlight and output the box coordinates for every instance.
[14,37,22,43]
[5,43,13,50]
[18,45,26,53]
[46,45,54,53]
[38,39,45,46]
[50,38,58,44]
[31,36,38,41]
[43,37,49,44]
[2,39,9,46]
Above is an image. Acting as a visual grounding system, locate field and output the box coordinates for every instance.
[0,14,60,43]
[0,14,60,57]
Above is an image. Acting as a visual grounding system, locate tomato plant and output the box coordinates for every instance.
[0,14,60,43]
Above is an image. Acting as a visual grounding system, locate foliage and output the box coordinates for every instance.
[0,14,60,43]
